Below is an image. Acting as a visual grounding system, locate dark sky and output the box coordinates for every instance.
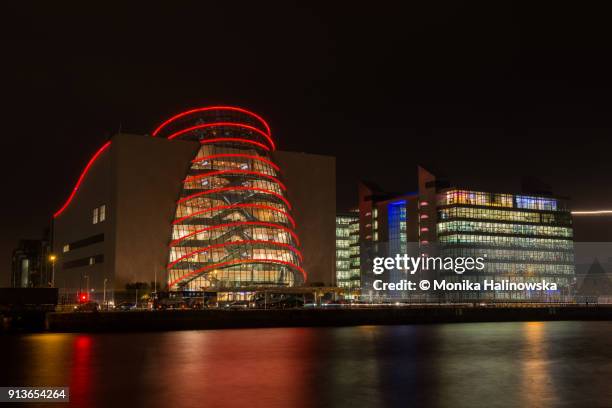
[2,2,612,284]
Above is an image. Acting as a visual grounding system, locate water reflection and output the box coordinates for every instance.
[28,333,73,384]
[149,328,317,407]
[69,335,92,407]
[2,322,612,408]
[521,322,557,407]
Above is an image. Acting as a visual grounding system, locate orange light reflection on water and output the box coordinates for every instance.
[521,322,558,407]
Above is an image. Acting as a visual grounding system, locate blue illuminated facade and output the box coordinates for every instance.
[388,200,407,255]
[386,200,408,296]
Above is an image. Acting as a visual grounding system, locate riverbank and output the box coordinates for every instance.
[36,304,612,332]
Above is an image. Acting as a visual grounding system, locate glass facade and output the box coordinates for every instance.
[437,189,575,300]
[387,200,407,295]
[156,108,305,291]
[388,201,407,255]
[336,213,360,294]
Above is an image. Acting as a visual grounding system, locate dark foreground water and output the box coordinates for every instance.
[2,321,612,408]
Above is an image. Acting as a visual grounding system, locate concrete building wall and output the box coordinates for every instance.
[53,134,199,301]
[112,134,199,290]
[272,151,336,286]
[52,140,114,302]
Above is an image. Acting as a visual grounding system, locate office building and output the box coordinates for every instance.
[335,212,360,296]
[357,167,575,301]
[52,106,335,304]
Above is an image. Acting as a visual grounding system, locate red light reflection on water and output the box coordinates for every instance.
[150,328,316,407]
[69,335,93,407]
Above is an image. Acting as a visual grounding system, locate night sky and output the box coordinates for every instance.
[2,2,612,284]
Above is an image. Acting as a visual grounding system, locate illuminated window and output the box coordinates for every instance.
[163,110,304,292]
[516,195,557,211]
[93,205,106,224]
[388,201,407,254]
[63,244,70,253]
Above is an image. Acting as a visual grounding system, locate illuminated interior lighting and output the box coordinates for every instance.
[184,169,286,190]
[168,258,306,288]
[571,210,612,215]
[172,203,296,227]
[157,106,305,288]
[177,186,292,209]
[169,221,300,247]
[167,239,303,268]
[192,153,280,171]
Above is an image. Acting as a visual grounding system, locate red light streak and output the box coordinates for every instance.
[53,141,112,218]
[192,153,280,171]
[152,106,271,138]
[169,221,300,247]
[167,239,303,268]
[200,137,270,151]
[172,203,296,227]
[168,258,306,288]
[177,186,292,209]
[185,170,286,190]
[165,122,275,150]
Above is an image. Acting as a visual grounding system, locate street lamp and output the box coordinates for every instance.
[103,278,108,310]
[49,254,57,287]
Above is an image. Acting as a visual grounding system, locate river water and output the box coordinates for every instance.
[1,321,611,408]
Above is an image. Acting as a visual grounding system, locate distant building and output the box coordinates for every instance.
[576,259,612,301]
[436,186,574,301]
[52,106,336,305]
[335,212,360,296]
[11,235,51,288]
[358,182,421,299]
[357,167,575,301]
